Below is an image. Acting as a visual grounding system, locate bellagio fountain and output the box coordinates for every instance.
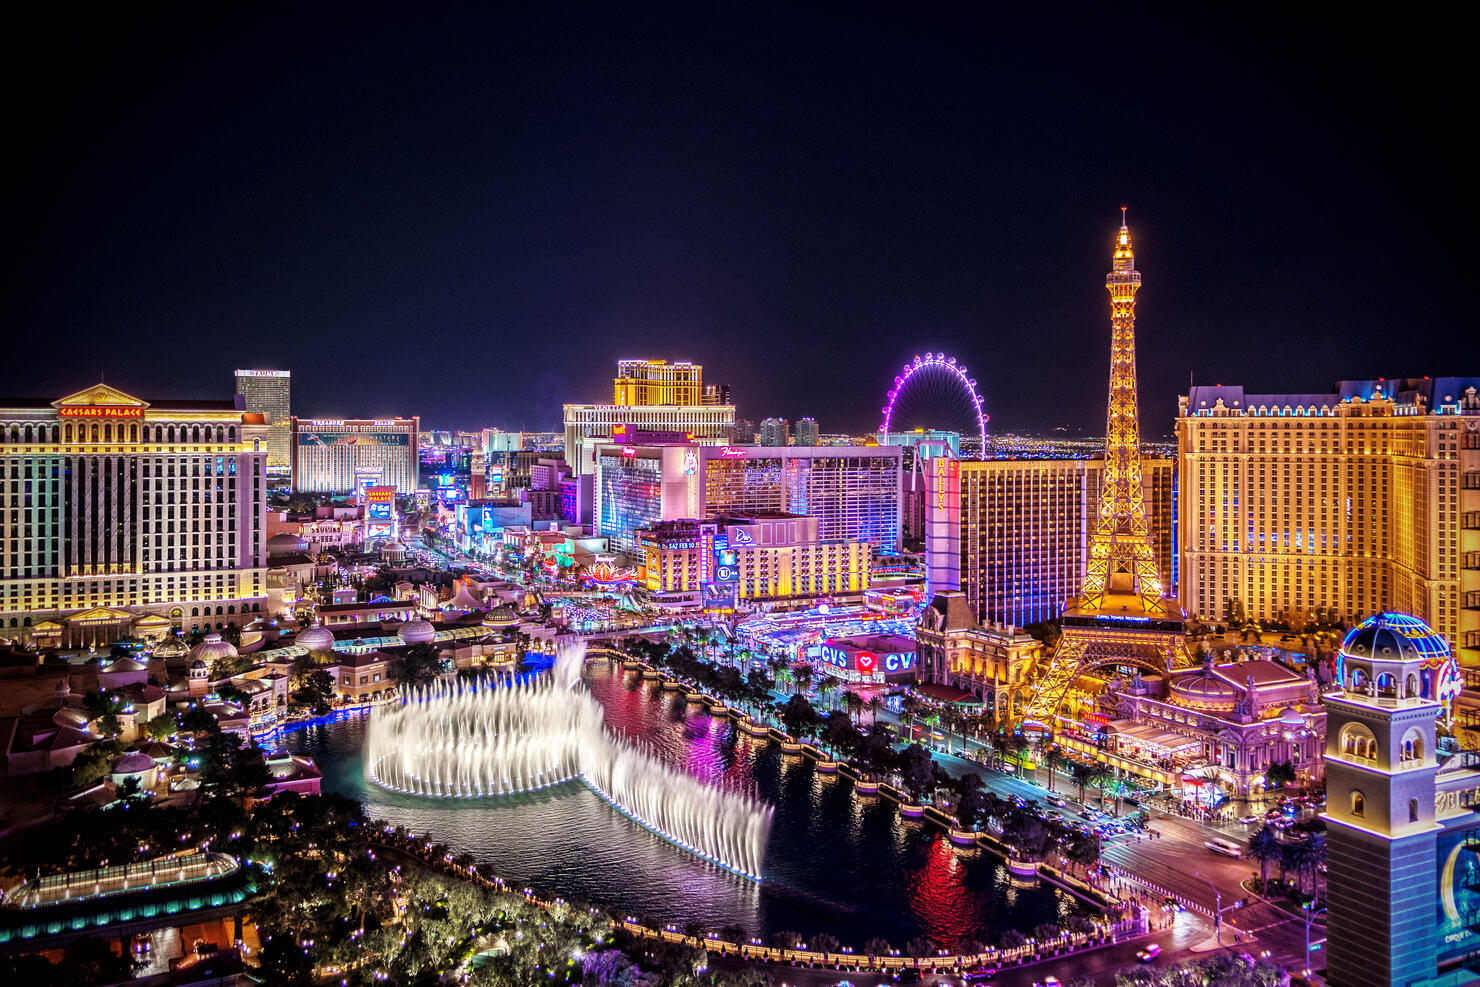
[364,640,773,881]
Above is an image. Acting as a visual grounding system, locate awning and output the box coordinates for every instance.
[915,683,981,704]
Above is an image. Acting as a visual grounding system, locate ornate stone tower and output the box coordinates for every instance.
[1021,214,1187,730]
[1323,613,1448,987]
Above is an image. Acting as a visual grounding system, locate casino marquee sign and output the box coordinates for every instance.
[50,384,150,418]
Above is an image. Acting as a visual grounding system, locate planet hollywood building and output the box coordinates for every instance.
[0,384,269,645]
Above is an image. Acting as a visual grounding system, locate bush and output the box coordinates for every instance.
[770,930,802,950]
[999,928,1027,950]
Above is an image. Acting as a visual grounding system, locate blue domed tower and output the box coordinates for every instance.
[1324,613,1456,987]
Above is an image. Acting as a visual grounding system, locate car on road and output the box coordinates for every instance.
[1046,795,1066,807]
[1136,944,1162,962]
[892,971,925,983]
[1238,814,1260,824]
[1032,978,1062,987]
[1206,837,1243,857]
[962,966,997,981]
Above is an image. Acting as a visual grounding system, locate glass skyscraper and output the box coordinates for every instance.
[234,369,291,473]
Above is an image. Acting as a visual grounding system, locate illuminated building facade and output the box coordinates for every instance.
[1176,378,1480,664]
[638,512,870,607]
[0,383,269,644]
[760,418,790,447]
[613,358,703,406]
[917,591,1043,716]
[1020,215,1190,729]
[702,383,731,406]
[924,456,1175,628]
[794,418,820,447]
[290,417,420,493]
[1076,654,1326,796]
[561,403,736,475]
[595,442,903,558]
[1321,613,1476,987]
[233,369,291,474]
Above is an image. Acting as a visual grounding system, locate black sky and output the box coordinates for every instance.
[4,4,1472,437]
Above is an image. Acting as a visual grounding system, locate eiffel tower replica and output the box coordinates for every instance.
[1020,211,1190,733]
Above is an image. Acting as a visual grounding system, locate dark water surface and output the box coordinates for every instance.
[283,659,1077,949]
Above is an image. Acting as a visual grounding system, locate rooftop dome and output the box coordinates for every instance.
[1339,612,1452,664]
[1277,707,1306,726]
[398,620,436,645]
[482,605,519,628]
[267,532,309,556]
[153,635,191,659]
[1168,669,1238,710]
[111,751,158,775]
[190,632,237,667]
[296,626,335,652]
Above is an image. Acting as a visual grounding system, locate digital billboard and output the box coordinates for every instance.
[702,582,736,612]
[1438,825,1480,962]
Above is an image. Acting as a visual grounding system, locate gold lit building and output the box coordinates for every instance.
[1177,377,1480,663]
[0,383,270,645]
[924,455,1175,629]
[613,359,703,406]
[639,512,870,608]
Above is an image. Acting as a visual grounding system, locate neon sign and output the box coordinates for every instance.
[719,447,748,458]
[683,451,698,475]
[59,406,143,418]
[731,528,755,546]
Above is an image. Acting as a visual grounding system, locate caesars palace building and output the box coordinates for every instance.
[0,384,269,647]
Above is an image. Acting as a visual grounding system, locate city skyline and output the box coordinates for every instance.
[5,7,1473,435]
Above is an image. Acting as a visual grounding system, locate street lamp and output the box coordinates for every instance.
[1192,871,1238,947]
[1302,901,1327,977]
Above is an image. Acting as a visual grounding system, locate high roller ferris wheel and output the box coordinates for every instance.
[879,352,989,456]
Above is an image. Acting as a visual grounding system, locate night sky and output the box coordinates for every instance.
[5,5,1471,437]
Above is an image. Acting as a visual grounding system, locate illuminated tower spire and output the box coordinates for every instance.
[1017,213,1186,732]
[1079,210,1165,613]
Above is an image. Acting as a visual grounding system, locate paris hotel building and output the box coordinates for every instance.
[0,384,269,645]
[1176,378,1480,668]
[923,455,1176,630]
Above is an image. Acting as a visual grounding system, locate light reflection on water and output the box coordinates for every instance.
[283,660,1079,946]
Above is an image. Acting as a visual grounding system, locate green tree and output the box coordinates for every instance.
[866,693,886,725]
[81,690,126,739]
[294,669,335,714]
[390,643,446,690]
[841,689,865,724]
[776,694,819,742]
[863,937,892,957]
[897,743,938,804]
[143,713,178,739]
[1265,759,1297,789]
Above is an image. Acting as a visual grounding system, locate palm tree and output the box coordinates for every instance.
[841,690,865,724]
[818,674,841,710]
[1039,745,1065,793]
[866,694,886,726]
[767,656,791,694]
[1285,836,1319,895]
[1069,761,1106,805]
[1247,825,1283,889]
[794,664,815,696]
